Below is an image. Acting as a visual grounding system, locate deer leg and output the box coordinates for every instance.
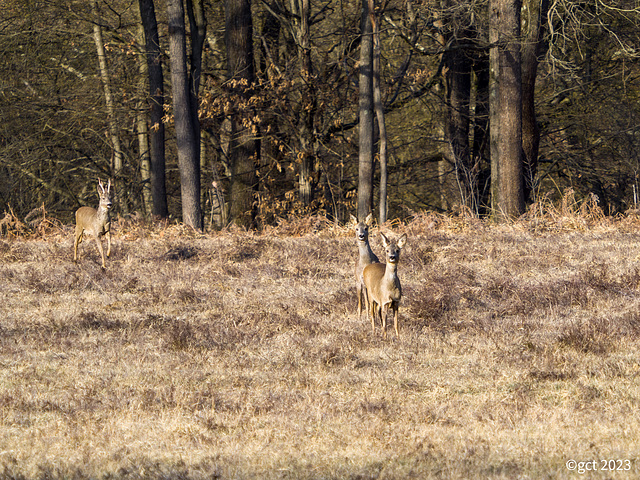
[368,296,378,334]
[105,229,111,257]
[372,301,379,331]
[73,227,83,262]
[363,284,369,320]
[382,303,389,339]
[95,235,106,269]
[393,303,399,338]
[357,283,363,319]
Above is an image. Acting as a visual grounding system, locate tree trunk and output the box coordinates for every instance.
[490,0,524,220]
[521,0,550,202]
[444,38,474,213]
[293,0,316,207]
[186,0,206,163]
[489,4,499,217]
[226,0,258,228]
[357,0,374,221]
[138,0,168,218]
[167,0,203,230]
[135,20,152,217]
[472,55,491,212]
[372,0,388,224]
[91,0,123,178]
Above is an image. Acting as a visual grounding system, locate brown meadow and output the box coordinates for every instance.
[2,208,640,479]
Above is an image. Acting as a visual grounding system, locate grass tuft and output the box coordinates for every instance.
[557,317,615,355]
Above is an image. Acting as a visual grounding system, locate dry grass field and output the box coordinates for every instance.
[2,205,640,479]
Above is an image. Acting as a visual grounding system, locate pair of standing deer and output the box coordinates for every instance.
[352,213,407,338]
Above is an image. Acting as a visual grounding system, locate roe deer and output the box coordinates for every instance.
[363,232,407,338]
[351,213,379,320]
[73,179,112,269]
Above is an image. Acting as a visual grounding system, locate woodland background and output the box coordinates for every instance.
[1,0,640,229]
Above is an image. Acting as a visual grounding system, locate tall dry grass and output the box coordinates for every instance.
[2,198,640,478]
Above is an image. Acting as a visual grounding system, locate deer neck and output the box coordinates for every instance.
[357,239,375,260]
[96,204,110,223]
[384,261,398,280]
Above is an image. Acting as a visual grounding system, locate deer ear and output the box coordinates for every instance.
[380,232,389,246]
[398,234,407,249]
[365,213,374,226]
[350,214,357,225]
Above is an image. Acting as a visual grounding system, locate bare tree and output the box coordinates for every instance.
[292,0,317,208]
[135,22,152,216]
[187,0,206,159]
[357,0,375,221]
[490,0,524,220]
[226,0,258,228]
[372,2,388,224]
[443,31,474,213]
[167,0,203,229]
[138,0,168,218]
[521,0,550,202]
[91,0,123,178]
